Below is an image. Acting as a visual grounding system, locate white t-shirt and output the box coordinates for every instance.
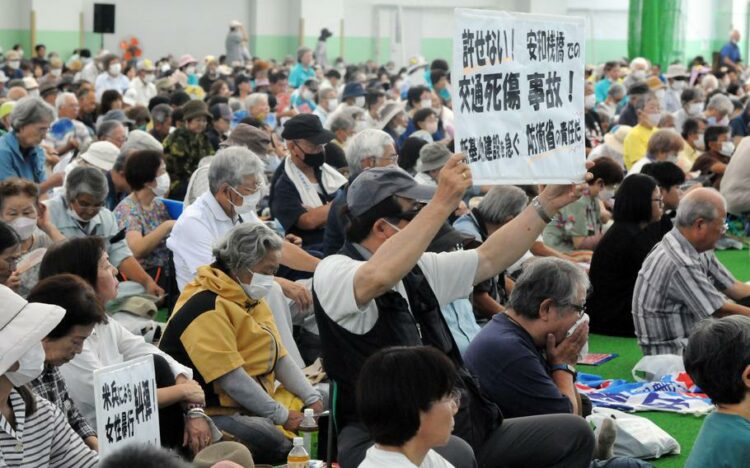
[314,249,478,334]
[359,445,454,468]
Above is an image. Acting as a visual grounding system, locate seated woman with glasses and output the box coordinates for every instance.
[45,165,164,297]
[357,346,460,468]
[587,173,665,337]
[0,220,22,291]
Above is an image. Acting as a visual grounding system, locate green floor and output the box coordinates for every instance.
[586,248,748,467]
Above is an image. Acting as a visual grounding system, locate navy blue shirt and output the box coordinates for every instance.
[464,313,572,418]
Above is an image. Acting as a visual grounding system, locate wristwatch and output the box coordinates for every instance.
[531,196,553,223]
[550,363,577,379]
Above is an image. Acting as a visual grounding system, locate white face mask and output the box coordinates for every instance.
[108,63,121,76]
[160,63,171,73]
[151,172,171,197]
[50,68,62,77]
[186,65,196,75]
[326,98,338,112]
[654,89,666,101]
[597,187,615,202]
[666,153,679,163]
[67,207,90,223]
[394,124,407,135]
[6,342,45,386]
[584,94,596,110]
[10,216,36,240]
[355,120,368,133]
[8,60,20,69]
[688,102,704,116]
[695,134,705,150]
[419,98,432,110]
[144,73,156,83]
[354,96,366,108]
[632,70,646,81]
[239,270,275,300]
[646,112,661,127]
[671,80,686,91]
[425,121,439,134]
[230,186,261,215]
[720,141,735,156]
[302,90,315,101]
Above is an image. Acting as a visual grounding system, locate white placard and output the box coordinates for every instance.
[93,355,160,457]
[452,8,587,185]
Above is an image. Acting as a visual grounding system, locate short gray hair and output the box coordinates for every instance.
[346,129,393,176]
[96,120,124,139]
[151,103,172,124]
[509,257,590,319]
[608,83,625,99]
[54,92,77,111]
[675,188,726,227]
[329,114,355,133]
[318,87,337,101]
[706,93,733,118]
[476,186,529,225]
[208,146,264,194]
[65,166,109,203]
[244,93,268,112]
[10,96,55,131]
[213,223,283,274]
[297,46,312,62]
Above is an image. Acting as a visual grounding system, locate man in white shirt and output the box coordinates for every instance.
[129,59,157,106]
[94,54,130,102]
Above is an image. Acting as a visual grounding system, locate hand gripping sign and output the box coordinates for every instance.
[453,8,587,185]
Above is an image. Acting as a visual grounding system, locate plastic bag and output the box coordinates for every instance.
[631,354,685,382]
[588,407,680,459]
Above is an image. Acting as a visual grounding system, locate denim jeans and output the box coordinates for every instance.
[212,414,292,465]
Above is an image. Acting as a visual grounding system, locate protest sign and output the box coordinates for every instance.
[452,9,586,185]
[94,355,160,457]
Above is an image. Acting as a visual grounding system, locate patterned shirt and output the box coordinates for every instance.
[632,228,736,355]
[30,365,96,441]
[114,194,172,271]
[163,127,214,189]
[0,389,98,467]
[542,195,601,252]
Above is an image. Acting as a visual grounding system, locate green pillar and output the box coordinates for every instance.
[628,0,684,67]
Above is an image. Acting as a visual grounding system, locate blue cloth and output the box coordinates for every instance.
[464,313,573,418]
[594,78,612,103]
[0,131,47,183]
[396,118,445,148]
[720,41,742,64]
[686,412,750,468]
[290,92,317,112]
[288,63,316,89]
[440,299,480,356]
[730,113,750,137]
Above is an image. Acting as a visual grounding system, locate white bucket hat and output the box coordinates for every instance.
[0,284,65,376]
[80,141,120,171]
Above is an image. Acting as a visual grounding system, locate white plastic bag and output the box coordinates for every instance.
[588,407,681,459]
[631,354,685,382]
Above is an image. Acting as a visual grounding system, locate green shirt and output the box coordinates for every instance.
[542,195,601,252]
[163,127,214,187]
[686,411,750,468]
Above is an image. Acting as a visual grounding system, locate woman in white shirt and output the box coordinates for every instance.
[357,346,459,468]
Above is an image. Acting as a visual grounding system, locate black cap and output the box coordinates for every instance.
[281,114,335,145]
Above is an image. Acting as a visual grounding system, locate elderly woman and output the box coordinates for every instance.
[39,236,217,456]
[0,96,62,192]
[0,178,65,296]
[160,223,324,465]
[114,150,175,292]
[588,174,664,337]
[629,128,686,174]
[0,284,98,466]
[358,346,460,468]
[45,165,164,297]
[0,220,22,291]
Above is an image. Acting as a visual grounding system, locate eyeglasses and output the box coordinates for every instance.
[389,207,421,222]
[567,302,587,318]
[372,153,399,164]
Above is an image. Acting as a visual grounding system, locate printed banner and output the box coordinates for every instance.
[94,355,160,457]
[452,8,587,184]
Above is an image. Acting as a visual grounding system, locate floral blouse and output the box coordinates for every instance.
[114,194,171,271]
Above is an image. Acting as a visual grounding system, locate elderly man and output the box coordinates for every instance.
[629,128,685,173]
[96,120,128,148]
[270,114,347,249]
[323,128,399,255]
[633,188,750,355]
[46,166,163,296]
[328,113,356,147]
[245,92,271,125]
[312,87,338,126]
[167,147,319,366]
[313,161,596,468]
[692,125,732,189]
[129,59,157,106]
[77,87,98,131]
[595,82,625,123]
[149,103,173,143]
[720,29,743,71]
[466,257,589,418]
[623,91,660,169]
[46,92,94,166]
[704,93,734,127]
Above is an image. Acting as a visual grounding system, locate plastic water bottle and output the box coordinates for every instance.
[287,436,310,467]
[299,408,319,459]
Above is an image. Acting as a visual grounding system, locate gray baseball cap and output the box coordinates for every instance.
[347,167,435,217]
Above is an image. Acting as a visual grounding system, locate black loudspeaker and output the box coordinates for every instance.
[93,3,116,34]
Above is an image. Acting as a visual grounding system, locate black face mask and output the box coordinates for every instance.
[303,151,325,168]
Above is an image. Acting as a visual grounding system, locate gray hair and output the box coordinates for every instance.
[329,113,355,133]
[476,186,529,225]
[54,92,77,112]
[208,146,264,194]
[346,129,393,176]
[151,103,172,124]
[65,166,109,203]
[96,120,124,139]
[608,83,625,99]
[9,96,55,131]
[297,46,312,62]
[675,188,727,228]
[633,91,657,113]
[212,223,283,274]
[318,87,337,101]
[706,93,733,118]
[244,93,268,112]
[509,257,590,319]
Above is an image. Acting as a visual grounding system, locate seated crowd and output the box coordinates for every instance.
[2,28,750,467]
